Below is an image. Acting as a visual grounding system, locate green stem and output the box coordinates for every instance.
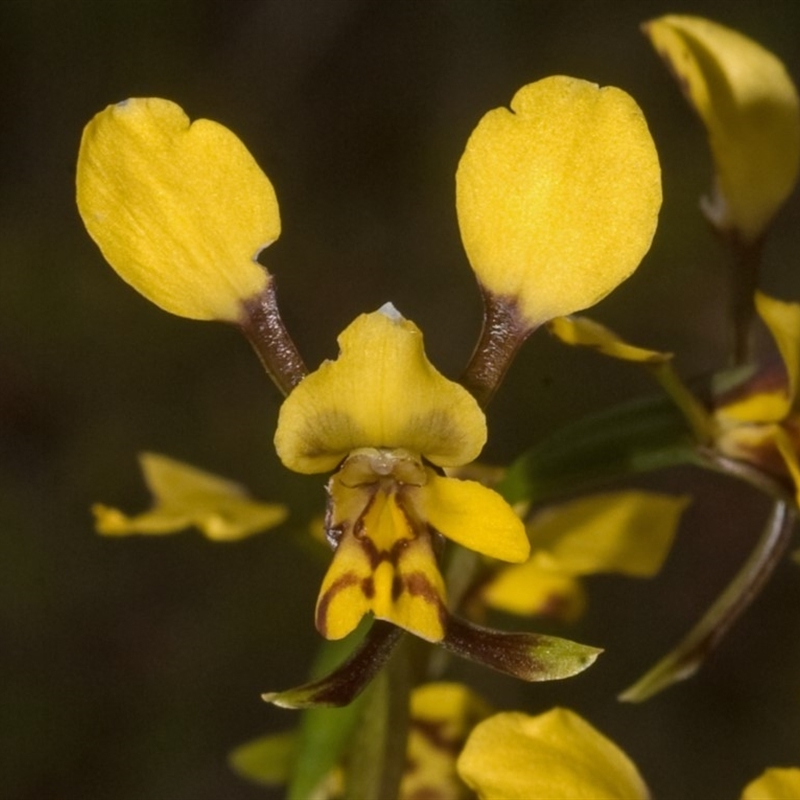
[620,499,796,702]
[648,361,717,446]
[343,638,411,800]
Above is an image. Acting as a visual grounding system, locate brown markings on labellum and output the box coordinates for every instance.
[315,572,361,637]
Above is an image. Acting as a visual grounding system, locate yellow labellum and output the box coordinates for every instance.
[77,98,280,321]
[645,15,800,242]
[456,76,661,327]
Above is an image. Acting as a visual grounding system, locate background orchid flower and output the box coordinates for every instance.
[457,707,650,800]
[644,15,800,244]
[480,491,688,622]
[716,292,800,505]
[92,452,287,541]
[232,682,490,799]
[741,768,800,799]
[274,305,529,641]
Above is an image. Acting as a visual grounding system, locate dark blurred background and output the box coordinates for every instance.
[3,1,800,798]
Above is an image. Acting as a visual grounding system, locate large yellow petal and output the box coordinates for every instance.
[417,473,529,563]
[457,708,650,800]
[274,307,487,474]
[742,767,800,799]
[644,16,800,242]
[456,76,661,327]
[92,452,287,541]
[77,98,279,321]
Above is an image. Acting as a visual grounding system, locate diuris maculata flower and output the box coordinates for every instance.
[274,305,529,642]
[715,292,800,504]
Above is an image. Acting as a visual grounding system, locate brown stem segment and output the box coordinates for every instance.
[460,287,533,408]
[238,279,308,396]
[724,233,765,367]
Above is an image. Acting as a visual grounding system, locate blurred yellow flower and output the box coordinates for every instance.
[481,491,688,622]
[93,452,287,541]
[457,707,650,800]
[644,15,800,243]
[742,767,800,799]
[716,292,800,504]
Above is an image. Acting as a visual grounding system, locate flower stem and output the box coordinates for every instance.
[238,279,308,396]
[343,637,411,800]
[725,233,764,367]
[460,287,533,408]
[620,499,796,702]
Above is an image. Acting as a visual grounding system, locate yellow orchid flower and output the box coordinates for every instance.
[716,292,800,504]
[456,707,650,800]
[274,305,529,642]
[481,491,689,622]
[457,706,799,799]
[93,452,287,541]
[644,15,800,243]
[92,453,288,542]
[742,767,800,799]
[77,98,280,322]
[456,75,661,329]
[231,681,490,799]
[400,682,492,800]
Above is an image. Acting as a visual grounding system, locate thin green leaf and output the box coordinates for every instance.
[499,393,698,506]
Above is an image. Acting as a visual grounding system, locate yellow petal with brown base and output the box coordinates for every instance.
[456,76,661,327]
[77,98,279,321]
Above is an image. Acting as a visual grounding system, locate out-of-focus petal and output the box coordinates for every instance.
[741,767,800,800]
[457,708,650,799]
[548,316,671,363]
[481,552,587,622]
[92,452,287,541]
[644,15,800,242]
[528,491,689,577]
